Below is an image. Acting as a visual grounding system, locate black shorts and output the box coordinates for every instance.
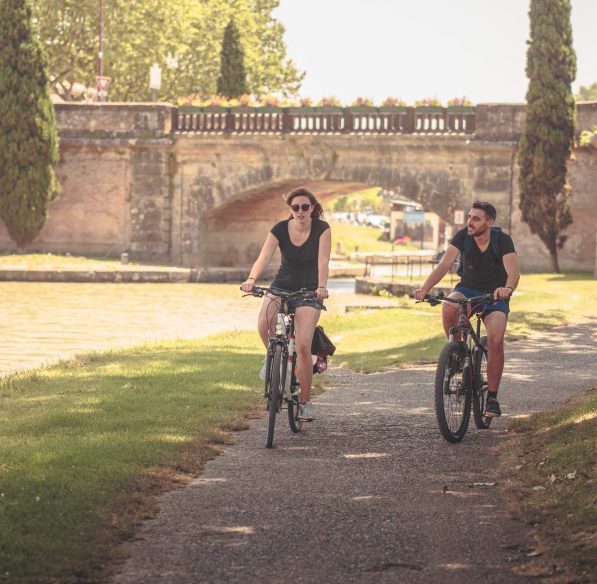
[269,286,326,312]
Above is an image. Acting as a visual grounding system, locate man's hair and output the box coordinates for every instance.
[471,200,497,221]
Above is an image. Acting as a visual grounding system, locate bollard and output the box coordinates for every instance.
[121,252,129,265]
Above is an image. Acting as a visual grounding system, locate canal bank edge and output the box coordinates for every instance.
[0,262,366,284]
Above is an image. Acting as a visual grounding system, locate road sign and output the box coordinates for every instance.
[403,209,425,224]
[149,64,161,90]
[454,209,466,225]
[96,76,111,91]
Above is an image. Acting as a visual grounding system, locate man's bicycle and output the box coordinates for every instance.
[242,286,315,448]
[421,292,495,443]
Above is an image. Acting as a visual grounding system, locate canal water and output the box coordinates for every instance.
[0,280,392,375]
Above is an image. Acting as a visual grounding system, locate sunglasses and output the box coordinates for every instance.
[290,203,311,212]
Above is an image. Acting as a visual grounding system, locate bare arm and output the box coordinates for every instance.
[413,245,460,300]
[240,233,279,292]
[316,227,332,300]
[494,252,520,300]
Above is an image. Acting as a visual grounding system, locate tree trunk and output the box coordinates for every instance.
[548,241,560,273]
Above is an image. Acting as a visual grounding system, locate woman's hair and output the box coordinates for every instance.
[286,187,324,220]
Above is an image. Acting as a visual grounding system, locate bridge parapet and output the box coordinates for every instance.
[175,105,477,135]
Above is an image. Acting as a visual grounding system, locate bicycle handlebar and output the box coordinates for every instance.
[422,291,496,307]
[240,285,317,299]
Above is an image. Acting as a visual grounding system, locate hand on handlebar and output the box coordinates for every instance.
[240,280,255,293]
[316,287,329,301]
[413,288,428,301]
[493,286,513,300]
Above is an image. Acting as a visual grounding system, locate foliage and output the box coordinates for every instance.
[0,0,59,248]
[381,96,406,107]
[31,0,304,102]
[575,80,597,101]
[518,0,576,273]
[447,96,473,106]
[351,97,374,107]
[216,19,247,99]
[330,188,389,215]
[578,128,597,148]
[414,97,442,107]
[317,95,341,107]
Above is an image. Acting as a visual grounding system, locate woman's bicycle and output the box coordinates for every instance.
[421,292,495,443]
[242,286,315,448]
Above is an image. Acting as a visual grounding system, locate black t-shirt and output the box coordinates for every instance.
[450,227,516,293]
[270,218,330,291]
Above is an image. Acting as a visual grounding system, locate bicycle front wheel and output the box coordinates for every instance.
[472,336,492,429]
[266,344,284,448]
[434,342,471,443]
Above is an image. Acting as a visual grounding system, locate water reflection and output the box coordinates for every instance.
[1,280,386,374]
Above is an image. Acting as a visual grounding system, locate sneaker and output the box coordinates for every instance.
[259,358,267,381]
[485,397,502,417]
[298,402,316,422]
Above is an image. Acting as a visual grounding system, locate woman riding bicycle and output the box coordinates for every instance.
[240,187,332,422]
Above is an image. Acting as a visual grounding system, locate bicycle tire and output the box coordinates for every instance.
[266,344,283,448]
[434,341,471,443]
[472,336,492,429]
[287,355,302,433]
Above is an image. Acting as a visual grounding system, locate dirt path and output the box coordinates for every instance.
[112,318,597,584]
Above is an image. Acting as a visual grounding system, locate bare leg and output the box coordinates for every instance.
[293,306,321,403]
[483,311,508,392]
[257,295,281,348]
[442,292,464,338]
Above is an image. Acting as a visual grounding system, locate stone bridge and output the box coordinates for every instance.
[1,103,596,272]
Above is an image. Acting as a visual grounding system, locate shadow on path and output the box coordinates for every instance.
[112,319,597,584]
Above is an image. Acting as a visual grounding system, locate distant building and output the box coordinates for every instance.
[389,198,445,250]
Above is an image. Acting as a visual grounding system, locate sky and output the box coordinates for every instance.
[273,0,597,105]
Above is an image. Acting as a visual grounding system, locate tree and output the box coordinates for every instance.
[517,0,576,273]
[217,19,247,98]
[576,81,597,101]
[30,0,303,102]
[0,0,59,248]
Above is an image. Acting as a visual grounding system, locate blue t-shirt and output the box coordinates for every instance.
[270,218,330,291]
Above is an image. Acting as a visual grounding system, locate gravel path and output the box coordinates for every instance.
[112,318,597,584]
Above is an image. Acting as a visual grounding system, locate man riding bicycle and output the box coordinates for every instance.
[414,201,520,418]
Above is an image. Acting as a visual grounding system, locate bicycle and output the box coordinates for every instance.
[420,291,495,443]
[242,286,315,448]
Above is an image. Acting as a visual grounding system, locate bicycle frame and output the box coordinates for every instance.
[265,300,299,408]
[448,303,488,389]
[423,292,495,442]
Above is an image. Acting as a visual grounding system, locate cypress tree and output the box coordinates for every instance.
[518,0,576,273]
[0,0,59,248]
[216,19,248,99]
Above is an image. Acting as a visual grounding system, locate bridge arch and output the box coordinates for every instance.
[173,133,506,266]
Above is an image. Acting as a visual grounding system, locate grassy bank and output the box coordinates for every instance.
[327,272,597,372]
[0,332,264,582]
[0,272,595,581]
[330,220,416,254]
[503,389,596,581]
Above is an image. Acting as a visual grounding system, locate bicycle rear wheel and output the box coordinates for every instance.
[434,341,471,443]
[472,336,492,429]
[266,344,284,448]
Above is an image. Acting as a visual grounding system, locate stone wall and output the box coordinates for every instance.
[0,102,595,275]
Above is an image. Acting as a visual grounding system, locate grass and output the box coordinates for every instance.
[324,272,597,372]
[0,332,265,583]
[503,388,596,581]
[329,220,416,254]
[0,253,173,269]
[0,272,594,581]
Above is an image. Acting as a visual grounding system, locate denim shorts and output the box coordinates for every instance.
[269,286,326,312]
[453,285,510,317]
